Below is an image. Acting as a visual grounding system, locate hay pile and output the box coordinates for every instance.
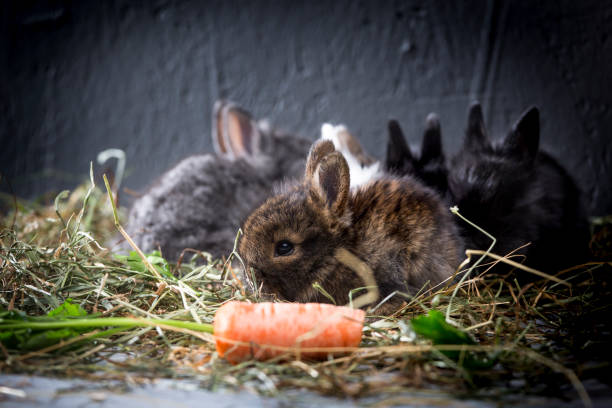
[1,174,610,407]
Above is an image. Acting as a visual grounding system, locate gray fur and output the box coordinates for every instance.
[125,104,311,261]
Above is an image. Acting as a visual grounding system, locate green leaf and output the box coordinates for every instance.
[0,300,90,350]
[411,310,494,369]
[0,310,34,348]
[115,250,174,279]
[48,299,88,318]
[21,328,81,350]
[411,310,476,346]
[0,328,24,349]
[114,250,146,272]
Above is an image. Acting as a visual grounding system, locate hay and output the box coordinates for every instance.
[1,173,610,408]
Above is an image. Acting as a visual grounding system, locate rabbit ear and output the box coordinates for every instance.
[212,101,261,160]
[420,113,444,163]
[465,101,490,151]
[503,106,540,160]
[310,151,350,216]
[212,100,230,156]
[385,120,415,171]
[305,139,336,182]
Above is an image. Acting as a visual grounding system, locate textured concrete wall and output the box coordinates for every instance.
[1,1,611,215]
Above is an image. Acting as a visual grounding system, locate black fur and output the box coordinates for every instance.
[448,102,589,273]
[385,115,449,197]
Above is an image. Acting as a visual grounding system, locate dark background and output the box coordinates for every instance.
[1,0,611,215]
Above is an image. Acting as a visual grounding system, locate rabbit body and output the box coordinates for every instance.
[126,103,312,261]
[238,140,462,312]
[448,103,589,272]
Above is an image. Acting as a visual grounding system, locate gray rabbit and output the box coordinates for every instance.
[125,101,312,261]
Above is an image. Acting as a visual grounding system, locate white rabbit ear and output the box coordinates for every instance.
[311,151,350,217]
[464,101,490,151]
[212,100,261,160]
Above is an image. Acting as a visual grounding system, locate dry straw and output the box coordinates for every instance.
[1,169,610,408]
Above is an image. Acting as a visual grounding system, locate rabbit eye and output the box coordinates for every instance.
[274,240,294,257]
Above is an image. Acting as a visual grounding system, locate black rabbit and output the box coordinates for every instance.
[448,102,589,273]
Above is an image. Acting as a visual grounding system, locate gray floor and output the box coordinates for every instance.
[2,374,611,408]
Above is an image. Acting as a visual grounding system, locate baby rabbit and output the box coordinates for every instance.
[238,139,462,313]
[125,101,312,261]
[448,102,589,272]
[385,114,449,198]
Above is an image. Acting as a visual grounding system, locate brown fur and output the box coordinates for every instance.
[239,140,462,314]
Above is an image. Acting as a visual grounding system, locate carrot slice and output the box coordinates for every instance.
[214,301,365,363]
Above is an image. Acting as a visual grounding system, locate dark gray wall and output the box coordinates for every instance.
[1,0,611,215]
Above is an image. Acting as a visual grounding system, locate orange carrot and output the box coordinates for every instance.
[213,301,365,363]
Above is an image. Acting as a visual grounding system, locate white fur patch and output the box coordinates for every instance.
[320,123,381,188]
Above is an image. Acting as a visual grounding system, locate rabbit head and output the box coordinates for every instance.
[448,102,540,219]
[448,102,589,271]
[238,140,363,303]
[385,114,448,196]
[447,102,549,259]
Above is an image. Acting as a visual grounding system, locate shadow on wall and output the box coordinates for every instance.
[1,0,611,215]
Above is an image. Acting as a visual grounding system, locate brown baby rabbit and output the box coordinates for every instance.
[238,140,463,314]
